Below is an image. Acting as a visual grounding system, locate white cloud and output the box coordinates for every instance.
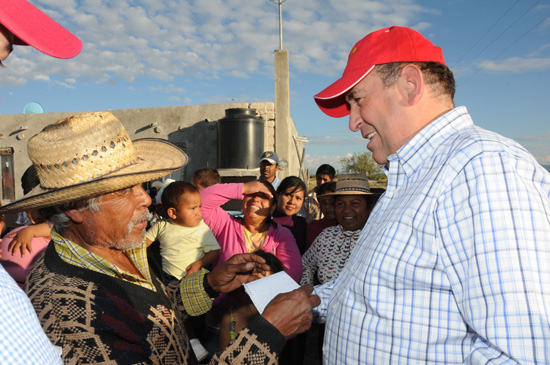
[4,0,431,88]
[479,57,550,73]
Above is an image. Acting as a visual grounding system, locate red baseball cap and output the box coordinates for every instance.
[314,26,445,118]
[0,0,82,59]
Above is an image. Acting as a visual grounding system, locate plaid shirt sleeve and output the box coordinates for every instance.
[180,268,214,316]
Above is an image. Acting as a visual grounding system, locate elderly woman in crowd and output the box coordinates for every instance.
[200,180,302,357]
[300,174,375,286]
[200,180,301,279]
[273,176,308,254]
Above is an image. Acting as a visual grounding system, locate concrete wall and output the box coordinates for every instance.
[0,101,306,205]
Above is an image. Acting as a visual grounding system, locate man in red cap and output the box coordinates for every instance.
[0,1,81,363]
[312,26,550,363]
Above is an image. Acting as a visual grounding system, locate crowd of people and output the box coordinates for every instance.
[1,2,549,364]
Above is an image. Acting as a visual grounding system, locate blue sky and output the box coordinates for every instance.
[1,0,549,172]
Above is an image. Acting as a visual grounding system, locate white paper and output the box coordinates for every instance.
[243,271,300,314]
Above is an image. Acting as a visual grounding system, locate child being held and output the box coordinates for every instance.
[146,181,220,282]
[218,250,284,351]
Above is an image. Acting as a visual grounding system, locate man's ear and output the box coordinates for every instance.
[399,64,424,106]
[64,209,86,224]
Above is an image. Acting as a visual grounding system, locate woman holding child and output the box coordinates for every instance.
[200,180,302,358]
[200,180,301,281]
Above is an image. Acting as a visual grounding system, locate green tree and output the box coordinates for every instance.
[340,152,385,180]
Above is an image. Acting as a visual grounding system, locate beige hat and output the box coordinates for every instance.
[330,174,373,196]
[0,111,188,214]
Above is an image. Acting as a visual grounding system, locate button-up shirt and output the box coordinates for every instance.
[0,264,62,364]
[314,106,550,364]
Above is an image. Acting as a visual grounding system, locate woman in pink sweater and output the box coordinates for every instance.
[200,180,301,282]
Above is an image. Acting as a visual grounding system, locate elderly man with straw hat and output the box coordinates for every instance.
[0,112,320,364]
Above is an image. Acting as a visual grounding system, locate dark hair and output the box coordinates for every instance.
[375,62,455,101]
[21,165,40,195]
[192,167,221,188]
[253,249,284,273]
[316,164,336,180]
[161,181,199,209]
[276,176,306,196]
[317,181,336,196]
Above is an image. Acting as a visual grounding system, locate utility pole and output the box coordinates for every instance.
[269,0,287,50]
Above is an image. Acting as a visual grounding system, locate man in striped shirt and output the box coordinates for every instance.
[313,25,550,364]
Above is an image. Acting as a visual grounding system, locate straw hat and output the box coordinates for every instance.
[0,111,188,214]
[330,174,373,196]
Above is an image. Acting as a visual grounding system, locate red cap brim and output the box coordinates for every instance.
[314,65,375,118]
[0,0,82,59]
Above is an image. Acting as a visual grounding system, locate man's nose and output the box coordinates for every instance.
[349,108,363,132]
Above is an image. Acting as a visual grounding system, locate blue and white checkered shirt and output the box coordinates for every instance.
[0,264,62,364]
[314,106,550,364]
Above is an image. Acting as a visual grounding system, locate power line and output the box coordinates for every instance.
[451,0,520,68]
[459,15,549,87]
[454,0,543,78]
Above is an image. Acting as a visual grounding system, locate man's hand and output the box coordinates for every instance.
[262,284,321,339]
[207,253,270,293]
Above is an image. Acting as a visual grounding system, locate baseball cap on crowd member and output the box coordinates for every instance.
[260,151,279,165]
[0,112,188,214]
[314,26,446,118]
[0,0,82,59]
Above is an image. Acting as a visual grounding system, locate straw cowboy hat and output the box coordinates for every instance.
[330,174,374,196]
[0,111,188,214]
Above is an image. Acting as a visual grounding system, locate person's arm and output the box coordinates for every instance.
[271,226,302,282]
[437,152,550,364]
[311,280,335,324]
[300,237,319,286]
[0,268,62,364]
[8,222,51,257]
[200,183,243,234]
[180,253,320,363]
[185,249,220,275]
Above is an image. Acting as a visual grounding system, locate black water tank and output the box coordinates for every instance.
[217,108,264,169]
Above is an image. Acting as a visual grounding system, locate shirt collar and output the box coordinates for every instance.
[388,106,473,179]
[51,230,156,290]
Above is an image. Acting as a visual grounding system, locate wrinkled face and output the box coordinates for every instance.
[260,160,279,182]
[242,192,275,220]
[82,185,152,251]
[316,173,333,188]
[169,191,202,227]
[335,195,369,231]
[277,187,305,216]
[0,24,14,63]
[346,71,403,166]
[318,194,336,220]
